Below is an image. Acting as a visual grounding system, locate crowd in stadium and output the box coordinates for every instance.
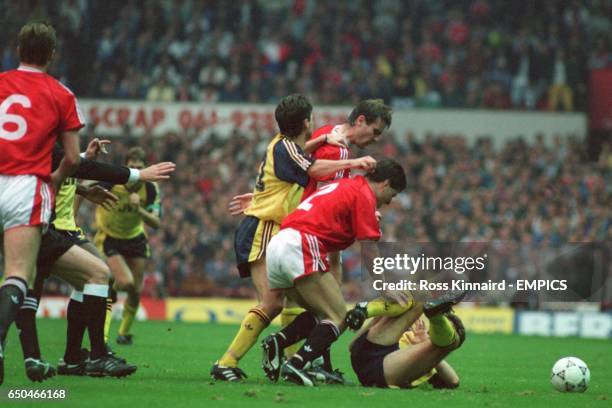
[45,127,607,300]
[2,0,611,110]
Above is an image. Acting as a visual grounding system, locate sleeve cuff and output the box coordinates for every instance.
[128,168,141,183]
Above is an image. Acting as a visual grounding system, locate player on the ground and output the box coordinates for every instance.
[0,22,82,385]
[211,94,377,381]
[15,140,175,381]
[93,147,162,346]
[261,159,409,386]
[279,99,395,363]
[349,297,464,389]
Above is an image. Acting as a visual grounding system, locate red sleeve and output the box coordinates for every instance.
[58,83,85,132]
[312,144,347,182]
[352,188,381,241]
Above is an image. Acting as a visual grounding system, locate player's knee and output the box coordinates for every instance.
[115,277,135,292]
[448,378,460,389]
[89,262,111,284]
[262,300,283,318]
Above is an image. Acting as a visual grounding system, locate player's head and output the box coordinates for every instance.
[347,99,392,148]
[17,22,56,67]
[125,147,146,170]
[366,158,406,207]
[275,94,313,140]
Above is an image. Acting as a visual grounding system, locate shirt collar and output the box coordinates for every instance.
[17,64,45,73]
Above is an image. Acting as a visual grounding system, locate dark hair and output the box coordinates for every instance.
[125,147,146,164]
[275,94,313,138]
[18,22,56,66]
[347,99,392,129]
[366,158,407,192]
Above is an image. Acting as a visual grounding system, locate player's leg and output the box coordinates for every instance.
[116,256,145,344]
[51,245,109,359]
[106,254,134,292]
[50,246,136,377]
[281,272,346,386]
[365,302,425,347]
[105,253,135,343]
[14,229,80,381]
[345,291,415,331]
[382,313,465,387]
[0,226,40,385]
[217,258,283,369]
[212,217,283,381]
[74,241,115,354]
[278,251,342,359]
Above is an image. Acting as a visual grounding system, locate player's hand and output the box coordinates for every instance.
[375,210,382,222]
[85,138,111,159]
[49,170,63,193]
[409,318,429,344]
[139,162,176,182]
[351,156,377,172]
[129,192,141,209]
[382,288,409,306]
[228,193,253,216]
[85,185,119,210]
[325,131,348,148]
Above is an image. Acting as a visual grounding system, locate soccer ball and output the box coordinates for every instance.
[550,357,590,392]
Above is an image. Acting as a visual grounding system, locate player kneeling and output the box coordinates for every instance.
[349,293,466,389]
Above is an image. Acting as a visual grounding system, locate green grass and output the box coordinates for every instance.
[2,319,611,407]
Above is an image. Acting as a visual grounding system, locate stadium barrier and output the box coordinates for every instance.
[515,311,612,339]
[79,99,586,148]
[38,297,612,338]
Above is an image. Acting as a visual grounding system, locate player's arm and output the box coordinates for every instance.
[274,139,374,186]
[303,131,347,154]
[133,182,161,229]
[307,156,376,179]
[53,143,175,185]
[51,130,80,191]
[429,360,460,389]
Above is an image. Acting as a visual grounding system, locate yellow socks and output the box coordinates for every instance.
[428,314,456,347]
[103,297,112,343]
[118,302,138,336]
[280,307,305,357]
[218,307,271,368]
[366,296,413,318]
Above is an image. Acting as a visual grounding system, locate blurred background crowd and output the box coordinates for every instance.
[56,128,608,301]
[1,0,611,109]
[0,0,610,302]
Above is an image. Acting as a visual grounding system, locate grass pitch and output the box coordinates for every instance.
[2,319,611,407]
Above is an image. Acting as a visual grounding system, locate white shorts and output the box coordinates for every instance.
[266,228,329,290]
[0,175,53,233]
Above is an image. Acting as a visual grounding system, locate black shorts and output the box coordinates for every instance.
[234,216,279,278]
[36,228,77,283]
[59,228,89,246]
[102,233,150,259]
[350,331,399,388]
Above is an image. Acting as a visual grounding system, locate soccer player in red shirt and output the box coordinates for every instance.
[261,159,408,385]
[278,99,394,365]
[0,22,82,384]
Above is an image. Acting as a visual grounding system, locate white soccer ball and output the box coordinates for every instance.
[550,357,590,393]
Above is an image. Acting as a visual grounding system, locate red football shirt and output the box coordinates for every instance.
[0,66,85,180]
[282,176,381,252]
[302,124,351,198]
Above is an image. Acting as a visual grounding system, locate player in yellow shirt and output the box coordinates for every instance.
[94,147,162,346]
[348,292,465,389]
[211,94,376,381]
